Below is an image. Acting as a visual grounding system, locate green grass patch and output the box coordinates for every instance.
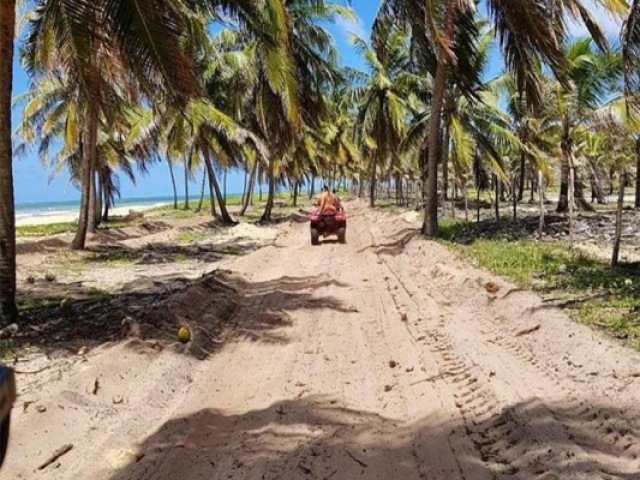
[17,222,77,238]
[0,340,15,359]
[218,245,246,256]
[86,286,110,297]
[178,231,209,244]
[439,219,640,348]
[16,219,141,238]
[92,250,135,265]
[100,220,130,229]
[172,252,190,263]
[17,297,57,310]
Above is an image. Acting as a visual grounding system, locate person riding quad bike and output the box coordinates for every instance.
[316,185,336,212]
[332,189,343,212]
[311,186,346,245]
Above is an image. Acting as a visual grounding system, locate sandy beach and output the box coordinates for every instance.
[3,200,640,480]
[16,202,169,227]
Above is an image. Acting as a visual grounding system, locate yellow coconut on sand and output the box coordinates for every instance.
[60,298,72,310]
[178,327,191,343]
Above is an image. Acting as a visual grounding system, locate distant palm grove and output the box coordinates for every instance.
[2,0,640,323]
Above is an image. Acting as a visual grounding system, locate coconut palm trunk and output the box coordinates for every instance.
[395,172,403,206]
[423,60,448,236]
[168,159,178,210]
[518,123,528,201]
[442,109,451,201]
[309,173,316,199]
[223,169,227,203]
[203,148,234,225]
[241,167,248,205]
[102,195,110,223]
[530,165,537,203]
[88,170,97,233]
[369,154,378,208]
[493,174,500,223]
[208,171,218,218]
[95,172,102,228]
[196,169,207,213]
[0,0,18,323]
[538,170,545,239]
[100,168,109,222]
[240,161,257,216]
[588,156,607,204]
[512,174,518,221]
[636,137,640,209]
[558,116,593,212]
[293,180,299,207]
[183,156,190,210]
[558,116,571,213]
[612,171,626,266]
[260,157,276,222]
[463,180,469,221]
[71,95,99,250]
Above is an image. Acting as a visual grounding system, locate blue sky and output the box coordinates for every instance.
[10,0,622,205]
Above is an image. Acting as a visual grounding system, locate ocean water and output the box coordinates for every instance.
[15,196,180,223]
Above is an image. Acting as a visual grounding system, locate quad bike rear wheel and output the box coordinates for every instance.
[310,228,319,245]
[0,415,10,468]
[337,227,346,244]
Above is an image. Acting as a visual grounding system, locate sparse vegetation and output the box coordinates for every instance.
[172,253,190,263]
[17,222,77,238]
[0,340,14,359]
[218,246,246,256]
[85,287,109,297]
[92,250,135,265]
[16,218,139,238]
[17,297,57,310]
[178,231,209,244]
[440,219,640,348]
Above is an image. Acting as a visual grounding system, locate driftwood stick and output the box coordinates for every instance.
[515,324,541,337]
[345,449,368,468]
[38,444,73,470]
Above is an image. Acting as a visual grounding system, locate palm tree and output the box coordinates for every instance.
[379,0,624,237]
[224,0,347,222]
[1,0,294,321]
[13,72,146,231]
[168,158,179,210]
[594,95,640,208]
[0,0,18,323]
[353,21,413,207]
[127,98,260,225]
[624,0,640,110]
[554,38,622,213]
[591,120,636,265]
[322,86,359,192]
[620,3,640,208]
[25,0,203,249]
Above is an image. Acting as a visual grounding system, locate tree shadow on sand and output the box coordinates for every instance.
[85,236,262,266]
[15,221,177,255]
[13,272,353,358]
[370,228,421,256]
[106,396,640,480]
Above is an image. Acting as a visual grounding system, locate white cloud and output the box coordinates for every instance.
[566,0,623,38]
[335,14,367,42]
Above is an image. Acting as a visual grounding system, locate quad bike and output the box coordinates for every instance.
[310,209,346,245]
[0,365,15,469]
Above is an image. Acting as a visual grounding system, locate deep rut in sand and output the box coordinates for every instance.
[4,202,640,480]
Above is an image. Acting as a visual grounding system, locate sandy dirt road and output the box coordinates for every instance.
[4,202,640,479]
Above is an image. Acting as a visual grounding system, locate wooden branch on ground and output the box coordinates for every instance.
[38,444,73,470]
